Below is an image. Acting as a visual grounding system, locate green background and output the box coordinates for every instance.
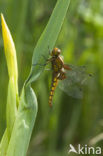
[0,0,103,155]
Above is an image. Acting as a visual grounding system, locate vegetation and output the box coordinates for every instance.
[0,0,103,156]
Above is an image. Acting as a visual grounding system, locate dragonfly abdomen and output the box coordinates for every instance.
[49,77,58,107]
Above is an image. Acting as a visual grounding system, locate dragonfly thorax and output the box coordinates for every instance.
[52,56,64,72]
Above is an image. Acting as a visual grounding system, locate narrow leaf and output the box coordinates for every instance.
[26,0,71,84]
[6,78,17,139]
[0,130,9,156]
[1,14,18,95]
[6,85,38,156]
[1,14,18,139]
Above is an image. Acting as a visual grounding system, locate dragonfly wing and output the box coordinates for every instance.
[59,78,83,99]
[66,65,89,84]
[58,65,90,99]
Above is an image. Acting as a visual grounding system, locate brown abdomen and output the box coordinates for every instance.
[49,77,58,107]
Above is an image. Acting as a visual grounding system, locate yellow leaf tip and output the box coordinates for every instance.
[1,13,4,20]
[1,13,5,26]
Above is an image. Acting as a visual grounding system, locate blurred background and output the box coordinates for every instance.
[0,0,103,155]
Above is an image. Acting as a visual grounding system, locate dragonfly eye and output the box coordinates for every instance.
[51,47,61,56]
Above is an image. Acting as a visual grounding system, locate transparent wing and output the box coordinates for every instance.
[58,65,91,99]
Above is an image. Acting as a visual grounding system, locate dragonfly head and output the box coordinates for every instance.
[51,48,61,57]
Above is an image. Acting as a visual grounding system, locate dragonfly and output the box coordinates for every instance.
[47,47,91,107]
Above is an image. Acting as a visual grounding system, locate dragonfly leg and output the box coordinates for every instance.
[32,63,47,67]
[41,54,48,61]
[47,57,55,63]
[48,45,51,55]
[32,55,54,67]
[45,68,52,71]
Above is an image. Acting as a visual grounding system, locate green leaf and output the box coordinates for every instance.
[1,14,18,139]
[6,85,38,156]
[6,78,17,140]
[0,130,9,156]
[1,14,38,156]
[1,14,18,96]
[26,0,71,85]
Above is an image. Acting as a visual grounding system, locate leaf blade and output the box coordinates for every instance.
[27,0,71,84]
[1,13,19,140]
[6,85,38,156]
